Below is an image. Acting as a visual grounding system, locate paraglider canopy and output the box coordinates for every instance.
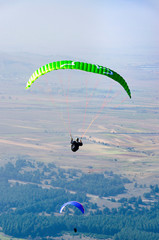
[60,201,85,214]
[25,60,132,143]
[26,60,131,98]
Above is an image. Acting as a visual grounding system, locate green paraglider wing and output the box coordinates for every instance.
[26,60,131,98]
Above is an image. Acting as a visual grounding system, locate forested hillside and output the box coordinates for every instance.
[0,157,159,239]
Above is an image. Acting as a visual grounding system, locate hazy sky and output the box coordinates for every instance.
[0,0,158,58]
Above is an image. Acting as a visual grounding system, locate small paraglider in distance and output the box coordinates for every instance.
[70,137,83,152]
[60,201,84,234]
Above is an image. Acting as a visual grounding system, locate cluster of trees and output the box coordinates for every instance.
[1,205,159,239]
[0,159,130,197]
[143,184,159,200]
[0,180,89,215]
[1,159,159,239]
[52,172,130,197]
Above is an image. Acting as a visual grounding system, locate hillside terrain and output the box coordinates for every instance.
[0,52,158,239]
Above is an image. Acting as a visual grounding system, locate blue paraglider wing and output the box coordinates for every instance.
[60,201,85,214]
